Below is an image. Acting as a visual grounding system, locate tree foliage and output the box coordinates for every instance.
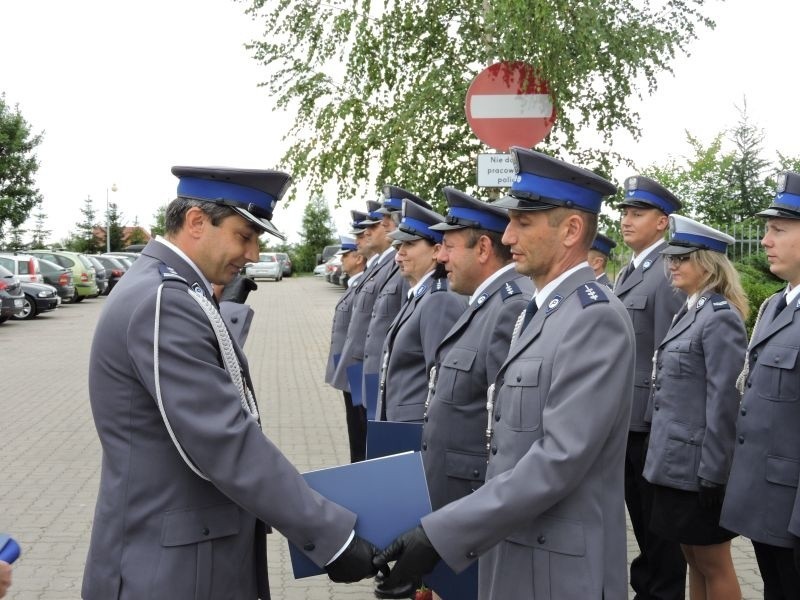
[0,94,43,232]
[68,196,102,254]
[107,202,125,252]
[294,197,336,271]
[150,205,167,238]
[244,0,715,205]
[29,209,50,249]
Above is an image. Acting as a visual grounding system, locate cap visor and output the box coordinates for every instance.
[429,221,466,231]
[756,207,800,219]
[348,227,367,235]
[335,248,354,256]
[388,229,423,242]
[375,206,397,215]
[618,199,661,211]
[360,217,382,225]
[660,244,697,256]
[233,207,286,241]
[492,195,557,211]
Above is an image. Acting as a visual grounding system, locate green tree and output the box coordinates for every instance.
[29,209,50,249]
[107,202,125,251]
[294,197,336,272]
[126,217,150,246]
[723,102,772,222]
[0,94,43,232]
[69,195,102,254]
[245,0,715,203]
[150,205,167,238]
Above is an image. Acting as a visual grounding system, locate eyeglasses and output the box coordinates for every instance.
[666,254,693,266]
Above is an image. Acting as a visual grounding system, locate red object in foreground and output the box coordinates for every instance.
[415,587,433,600]
[465,61,556,151]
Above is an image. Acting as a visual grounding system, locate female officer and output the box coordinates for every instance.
[643,214,748,600]
[376,199,467,423]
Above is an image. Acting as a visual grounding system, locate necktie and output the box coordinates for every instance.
[772,293,788,321]
[672,304,688,325]
[618,261,635,286]
[520,298,539,331]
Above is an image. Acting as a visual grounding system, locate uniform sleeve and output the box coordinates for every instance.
[127,285,355,566]
[699,309,748,484]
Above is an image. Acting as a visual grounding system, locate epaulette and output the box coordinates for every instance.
[501,279,523,300]
[430,277,448,292]
[697,293,730,311]
[159,263,187,284]
[577,281,610,308]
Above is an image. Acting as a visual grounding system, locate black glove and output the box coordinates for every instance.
[793,535,800,575]
[325,535,381,583]
[373,525,441,589]
[697,477,725,509]
[220,275,258,304]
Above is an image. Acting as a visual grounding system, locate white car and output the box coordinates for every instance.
[245,252,283,281]
[313,263,327,276]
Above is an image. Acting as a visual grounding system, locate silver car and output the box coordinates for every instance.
[244,252,282,281]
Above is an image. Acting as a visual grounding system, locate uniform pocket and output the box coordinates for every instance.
[663,420,702,482]
[438,347,478,404]
[624,295,648,334]
[664,339,693,378]
[764,455,800,539]
[499,358,542,432]
[757,345,800,401]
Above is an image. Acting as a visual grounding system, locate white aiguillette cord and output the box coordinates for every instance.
[153,283,260,480]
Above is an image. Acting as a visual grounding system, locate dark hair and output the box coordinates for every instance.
[164,197,240,234]
[462,228,512,262]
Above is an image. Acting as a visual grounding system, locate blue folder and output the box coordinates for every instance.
[363,372,380,419]
[0,534,20,564]
[345,362,364,407]
[288,451,431,579]
[424,560,479,600]
[366,420,423,459]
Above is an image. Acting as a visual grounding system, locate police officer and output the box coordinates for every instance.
[325,235,367,463]
[589,231,617,288]
[721,171,800,599]
[615,175,688,600]
[374,148,635,599]
[376,200,467,423]
[361,186,432,419]
[644,215,748,600]
[421,187,533,511]
[82,167,380,599]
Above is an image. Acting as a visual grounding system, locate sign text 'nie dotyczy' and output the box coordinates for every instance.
[476,153,514,188]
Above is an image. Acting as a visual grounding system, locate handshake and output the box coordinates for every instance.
[325,525,441,591]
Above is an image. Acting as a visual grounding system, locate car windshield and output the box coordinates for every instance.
[259,254,275,262]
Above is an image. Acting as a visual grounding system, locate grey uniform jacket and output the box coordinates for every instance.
[330,252,396,393]
[596,272,612,289]
[421,267,635,600]
[614,242,686,431]
[421,268,534,510]
[377,277,467,423]
[643,292,747,491]
[324,276,361,390]
[82,240,355,600]
[362,263,406,407]
[721,291,800,548]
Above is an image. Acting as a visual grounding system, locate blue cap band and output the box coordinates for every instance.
[513,172,603,213]
[671,232,728,253]
[448,206,508,233]
[368,210,383,220]
[773,191,800,212]
[401,217,443,243]
[177,177,276,214]
[592,238,615,255]
[383,197,402,211]
[625,189,675,214]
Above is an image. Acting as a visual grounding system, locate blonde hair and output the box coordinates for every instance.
[689,249,749,320]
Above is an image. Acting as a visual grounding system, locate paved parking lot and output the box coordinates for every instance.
[0,275,764,599]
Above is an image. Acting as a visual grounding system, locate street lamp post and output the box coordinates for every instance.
[106,184,117,253]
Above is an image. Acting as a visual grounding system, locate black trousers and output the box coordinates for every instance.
[626,431,687,600]
[342,392,367,463]
[753,541,800,600]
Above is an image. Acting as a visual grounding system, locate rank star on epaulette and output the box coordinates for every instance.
[584,284,599,301]
[577,281,609,308]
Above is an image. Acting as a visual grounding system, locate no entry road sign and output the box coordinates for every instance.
[465,61,556,151]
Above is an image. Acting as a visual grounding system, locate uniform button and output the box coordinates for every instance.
[738,435,745,444]
[654,404,659,411]
[741,407,747,416]
[537,535,546,544]
[304,542,315,552]
[202,527,210,536]
[491,446,498,455]
[774,356,781,363]
[747,380,752,388]
[424,417,428,423]
[466,550,477,559]
[495,414,500,422]
[231,316,239,323]
[422,443,427,451]
[472,469,480,477]
[516,375,522,382]
[655,384,661,390]
[752,352,758,361]
[453,360,458,365]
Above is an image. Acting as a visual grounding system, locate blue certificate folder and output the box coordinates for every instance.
[345,362,364,407]
[366,420,423,459]
[288,451,431,579]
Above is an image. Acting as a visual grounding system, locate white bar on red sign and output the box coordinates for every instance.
[469,94,553,119]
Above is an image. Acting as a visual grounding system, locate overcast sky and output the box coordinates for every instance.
[1,0,797,245]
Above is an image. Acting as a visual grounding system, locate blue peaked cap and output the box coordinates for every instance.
[378,185,432,214]
[493,147,616,214]
[388,199,445,243]
[620,176,682,215]
[758,171,800,219]
[430,187,509,233]
[663,214,734,255]
[172,166,290,240]
[590,232,617,257]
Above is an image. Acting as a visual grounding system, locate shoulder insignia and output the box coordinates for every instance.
[191,282,206,297]
[545,294,563,315]
[501,280,522,300]
[707,293,730,311]
[577,281,610,308]
[416,284,428,297]
[696,296,708,309]
[476,292,489,306]
[642,259,653,271]
[159,263,187,284]
[430,277,448,292]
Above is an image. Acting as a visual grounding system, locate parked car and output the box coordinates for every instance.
[0,252,44,283]
[93,255,127,294]
[13,282,60,320]
[244,252,282,281]
[317,244,341,265]
[28,250,99,302]
[276,252,293,277]
[324,255,343,285]
[0,265,24,323]
[37,257,75,302]
[313,263,327,276]
[86,255,109,296]
[103,251,140,263]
